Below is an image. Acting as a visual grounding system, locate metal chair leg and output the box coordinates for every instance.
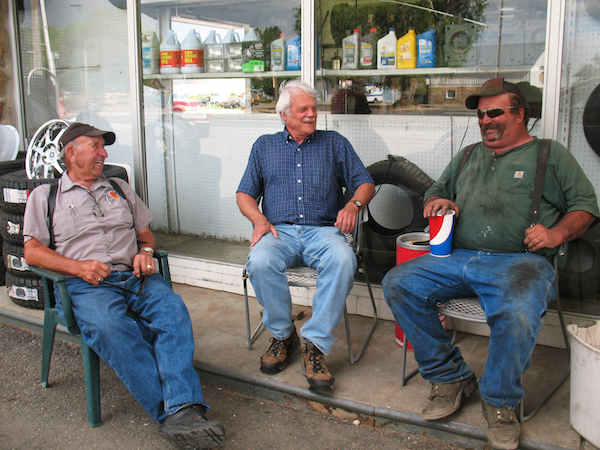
[243,267,264,350]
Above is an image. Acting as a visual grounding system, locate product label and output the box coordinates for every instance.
[380,53,395,66]
[161,50,181,68]
[142,48,153,69]
[360,44,373,64]
[343,44,356,64]
[272,48,283,66]
[3,188,29,204]
[7,254,29,272]
[181,49,200,67]
[398,43,411,61]
[242,42,265,65]
[8,285,39,301]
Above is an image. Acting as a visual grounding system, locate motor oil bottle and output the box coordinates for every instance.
[142,32,160,75]
[270,33,286,71]
[286,35,301,70]
[204,30,224,73]
[417,28,436,68]
[377,28,396,69]
[397,28,417,69]
[160,30,181,74]
[342,29,361,70]
[360,28,377,69]
[180,29,203,74]
[223,29,242,72]
[242,27,265,72]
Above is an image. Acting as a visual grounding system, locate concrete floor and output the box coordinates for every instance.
[1,233,597,450]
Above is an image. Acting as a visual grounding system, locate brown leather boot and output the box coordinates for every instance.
[301,341,334,392]
[260,327,300,374]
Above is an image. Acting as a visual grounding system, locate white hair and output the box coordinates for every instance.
[275,80,318,125]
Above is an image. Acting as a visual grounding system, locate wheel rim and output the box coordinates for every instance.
[26,119,70,180]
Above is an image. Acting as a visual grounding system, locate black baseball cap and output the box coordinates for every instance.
[59,122,116,149]
[465,77,526,109]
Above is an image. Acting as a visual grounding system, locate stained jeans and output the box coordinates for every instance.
[246,224,357,354]
[55,272,207,423]
[382,249,556,408]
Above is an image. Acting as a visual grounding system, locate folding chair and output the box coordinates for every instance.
[243,209,378,364]
[29,250,171,427]
[399,245,569,422]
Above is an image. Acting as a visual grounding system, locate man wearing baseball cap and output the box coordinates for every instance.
[382,78,599,449]
[23,122,225,448]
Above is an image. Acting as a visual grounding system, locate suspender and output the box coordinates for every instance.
[47,178,128,251]
[455,139,551,226]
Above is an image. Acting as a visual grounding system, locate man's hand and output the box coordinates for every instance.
[250,218,278,247]
[133,250,156,278]
[423,196,460,218]
[524,225,562,252]
[78,260,111,285]
[335,203,358,235]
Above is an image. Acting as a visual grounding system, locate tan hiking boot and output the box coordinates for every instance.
[481,401,520,450]
[260,327,300,374]
[301,342,334,392]
[421,373,478,420]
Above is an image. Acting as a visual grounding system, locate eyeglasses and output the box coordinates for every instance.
[102,274,146,296]
[476,106,518,119]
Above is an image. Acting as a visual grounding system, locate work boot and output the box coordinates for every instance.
[301,341,334,393]
[421,373,478,421]
[159,404,225,449]
[481,400,520,450]
[260,326,300,374]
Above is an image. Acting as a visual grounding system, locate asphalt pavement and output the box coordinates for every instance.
[0,322,469,450]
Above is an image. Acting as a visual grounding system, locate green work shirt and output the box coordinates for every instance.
[425,138,600,257]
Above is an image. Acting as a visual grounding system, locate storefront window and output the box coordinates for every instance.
[316,0,547,116]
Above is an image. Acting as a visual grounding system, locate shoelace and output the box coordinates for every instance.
[266,338,285,357]
[428,384,440,400]
[494,407,516,423]
[308,349,326,373]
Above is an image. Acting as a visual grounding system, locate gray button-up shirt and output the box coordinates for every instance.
[23,173,154,273]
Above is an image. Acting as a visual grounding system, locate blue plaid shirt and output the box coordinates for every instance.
[237,128,373,226]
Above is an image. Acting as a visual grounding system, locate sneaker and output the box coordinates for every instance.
[260,326,300,374]
[301,341,334,393]
[159,404,225,449]
[421,373,478,421]
[481,401,520,450]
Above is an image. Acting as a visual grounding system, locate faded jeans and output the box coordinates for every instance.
[56,271,207,423]
[246,224,357,354]
[382,249,556,408]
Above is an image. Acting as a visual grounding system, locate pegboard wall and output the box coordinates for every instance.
[157,113,485,241]
[558,0,600,192]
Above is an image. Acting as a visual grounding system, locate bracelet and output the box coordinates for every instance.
[140,247,155,255]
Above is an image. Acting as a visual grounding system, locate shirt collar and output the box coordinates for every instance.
[283,127,316,145]
[60,172,111,192]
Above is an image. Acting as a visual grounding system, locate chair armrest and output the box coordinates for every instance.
[28,266,79,334]
[155,249,172,287]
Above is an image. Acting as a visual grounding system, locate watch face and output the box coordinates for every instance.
[354,200,362,208]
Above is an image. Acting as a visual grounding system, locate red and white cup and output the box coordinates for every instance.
[429,209,455,257]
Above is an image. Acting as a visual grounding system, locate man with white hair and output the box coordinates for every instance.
[236,80,375,392]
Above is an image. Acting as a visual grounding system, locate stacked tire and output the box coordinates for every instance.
[0,154,26,287]
[0,165,129,309]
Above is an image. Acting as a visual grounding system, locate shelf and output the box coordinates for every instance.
[143,70,301,80]
[144,65,533,81]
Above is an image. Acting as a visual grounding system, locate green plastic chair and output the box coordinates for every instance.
[29,249,171,427]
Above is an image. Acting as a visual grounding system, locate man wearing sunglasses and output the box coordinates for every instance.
[23,123,225,449]
[382,78,599,450]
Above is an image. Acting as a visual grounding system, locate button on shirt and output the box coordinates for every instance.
[237,129,373,225]
[23,174,154,273]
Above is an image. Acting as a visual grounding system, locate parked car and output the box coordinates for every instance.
[172,98,200,113]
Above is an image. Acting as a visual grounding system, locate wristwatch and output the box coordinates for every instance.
[140,247,155,255]
[352,200,362,209]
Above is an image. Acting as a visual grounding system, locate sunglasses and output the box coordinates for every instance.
[476,106,518,119]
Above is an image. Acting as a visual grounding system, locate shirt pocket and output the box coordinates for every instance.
[496,163,536,197]
[53,208,78,242]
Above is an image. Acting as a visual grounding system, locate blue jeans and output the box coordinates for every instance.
[246,224,357,354]
[55,272,207,423]
[382,249,556,408]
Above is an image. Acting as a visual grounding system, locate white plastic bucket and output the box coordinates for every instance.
[0,125,20,161]
[567,320,600,447]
